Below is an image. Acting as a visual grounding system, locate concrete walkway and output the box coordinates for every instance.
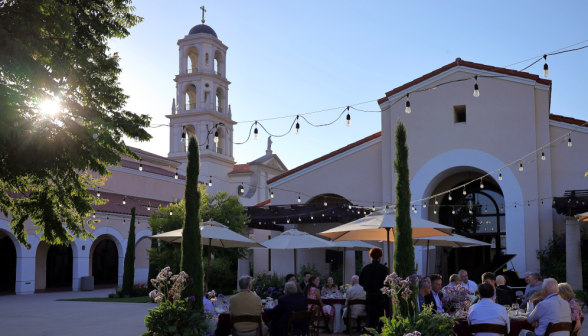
[0,289,156,336]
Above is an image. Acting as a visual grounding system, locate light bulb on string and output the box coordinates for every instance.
[298,217,301,222]
[139,159,143,171]
[311,214,313,220]
[469,208,473,215]
[515,203,517,209]
[405,94,411,114]
[270,189,274,199]
[448,193,452,201]
[239,184,244,194]
[433,206,437,215]
[97,188,100,198]
[435,198,438,205]
[501,205,504,212]
[93,212,96,218]
[107,215,109,220]
[423,202,426,208]
[499,171,502,181]
[348,204,352,209]
[147,202,151,211]
[254,122,259,140]
[372,203,375,211]
[322,213,325,217]
[123,196,126,205]
[541,151,546,161]
[181,126,186,143]
[452,207,455,215]
[346,109,351,127]
[463,187,467,195]
[214,130,219,143]
[480,179,484,189]
[473,75,480,97]
[568,135,572,147]
[298,194,301,203]
[324,199,327,207]
[485,205,487,213]
[170,210,173,216]
[287,217,290,224]
[541,199,544,204]
[528,201,530,207]
[519,162,523,171]
[208,176,212,187]
[175,168,178,179]
[295,116,300,135]
[543,55,549,77]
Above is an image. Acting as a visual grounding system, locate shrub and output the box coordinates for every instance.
[298,263,322,281]
[142,300,208,336]
[208,257,237,295]
[252,272,285,300]
[536,231,588,290]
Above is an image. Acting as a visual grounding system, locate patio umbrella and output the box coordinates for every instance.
[318,207,454,270]
[256,229,335,275]
[575,212,588,222]
[328,241,376,284]
[150,220,265,291]
[413,234,491,275]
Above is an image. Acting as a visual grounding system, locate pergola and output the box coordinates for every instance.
[552,189,588,290]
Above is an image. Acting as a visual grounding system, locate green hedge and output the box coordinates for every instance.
[536,231,588,290]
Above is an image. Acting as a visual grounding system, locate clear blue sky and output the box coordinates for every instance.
[110,0,588,169]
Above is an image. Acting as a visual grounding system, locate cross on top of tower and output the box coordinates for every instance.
[200,6,206,23]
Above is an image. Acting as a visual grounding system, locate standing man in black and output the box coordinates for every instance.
[359,247,389,332]
[299,272,311,291]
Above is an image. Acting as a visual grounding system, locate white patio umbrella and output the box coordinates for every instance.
[413,234,491,275]
[318,208,454,269]
[256,229,335,275]
[150,220,265,291]
[328,241,376,284]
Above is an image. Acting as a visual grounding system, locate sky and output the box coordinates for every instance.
[110,0,588,169]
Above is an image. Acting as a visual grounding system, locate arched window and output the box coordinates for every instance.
[215,127,225,154]
[186,47,199,73]
[0,235,16,292]
[92,239,119,286]
[216,87,224,113]
[185,84,197,110]
[214,50,224,76]
[183,124,196,152]
[205,53,209,66]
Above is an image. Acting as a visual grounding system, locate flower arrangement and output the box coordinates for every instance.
[340,284,352,294]
[440,285,472,313]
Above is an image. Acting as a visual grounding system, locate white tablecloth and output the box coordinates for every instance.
[333,304,345,333]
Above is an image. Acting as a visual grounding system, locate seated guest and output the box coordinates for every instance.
[265,282,308,336]
[459,269,478,293]
[521,272,543,309]
[305,275,334,329]
[482,272,512,306]
[445,274,462,289]
[424,274,444,313]
[496,275,517,303]
[300,272,311,291]
[468,283,510,336]
[344,275,366,324]
[285,273,302,293]
[321,276,341,297]
[523,278,571,336]
[229,276,268,336]
[558,282,583,336]
[417,277,432,312]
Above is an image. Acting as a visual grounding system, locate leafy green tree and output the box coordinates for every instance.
[393,119,415,278]
[0,0,150,245]
[181,137,203,308]
[122,207,136,296]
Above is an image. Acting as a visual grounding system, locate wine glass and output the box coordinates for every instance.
[512,303,519,316]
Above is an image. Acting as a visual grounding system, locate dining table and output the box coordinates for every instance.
[453,317,534,336]
[322,297,347,333]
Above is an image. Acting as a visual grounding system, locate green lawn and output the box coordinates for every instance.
[57,296,153,303]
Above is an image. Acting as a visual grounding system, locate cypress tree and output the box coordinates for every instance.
[393,120,415,278]
[122,207,136,296]
[147,238,158,291]
[180,137,204,310]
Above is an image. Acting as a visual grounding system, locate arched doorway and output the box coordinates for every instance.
[0,235,17,292]
[92,239,119,286]
[46,244,73,289]
[436,173,506,281]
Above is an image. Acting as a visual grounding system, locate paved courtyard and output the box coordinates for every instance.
[0,289,156,336]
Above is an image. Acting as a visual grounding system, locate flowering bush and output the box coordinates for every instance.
[440,285,472,312]
[340,284,352,294]
[252,272,284,300]
[365,273,456,336]
[142,267,207,336]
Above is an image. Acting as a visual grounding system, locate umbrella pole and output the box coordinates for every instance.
[426,240,430,276]
[386,228,391,271]
[294,249,297,275]
[206,238,212,293]
[343,247,346,285]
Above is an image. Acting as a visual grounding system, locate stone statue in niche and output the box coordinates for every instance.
[267,136,272,151]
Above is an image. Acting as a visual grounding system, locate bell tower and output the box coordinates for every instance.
[167,9,235,192]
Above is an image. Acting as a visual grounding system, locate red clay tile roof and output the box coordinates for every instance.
[549,114,588,127]
[378,58,552,104]
[89,190,172,217]
[127,146,181,164]
[267,131,382,184]
[229,164,251,174]
[120,160,186,180]
[253,199,271,207]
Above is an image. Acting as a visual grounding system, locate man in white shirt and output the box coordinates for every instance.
[468,283,510,336]
[458,269,478,293]
[344,275,367,332]
[523,278,571,336]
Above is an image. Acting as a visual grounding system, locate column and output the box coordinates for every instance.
[565,216,583,290]
[15,236,39,295]
[343,250,355,284]
[72,239,91,291]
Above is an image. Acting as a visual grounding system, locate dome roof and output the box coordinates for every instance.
[188,24,217,38]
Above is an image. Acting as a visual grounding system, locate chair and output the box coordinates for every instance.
[287,310,313,336]
[571,317,585,336]
[469,323,508,335]
[307,299,331,334]
[306,306,320,336]
[544,321,574,336]
[516,290,524,297]
[346,299,368,335]
[231,315,263,336]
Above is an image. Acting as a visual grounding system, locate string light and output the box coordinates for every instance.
[239,183,244,194]
[298,194,301,203]
[346,108,351,127]
[372,203,375,211]
[541,150,546,160]
[175,168,178,179]
[463,187,467,195]
[298,216,301,222]
[181,126,186,143]
[209,176,212,187]
[452,207,455,215]
[214,130,219,143]
[528,201,530,206]
[311,214,313,220]
[435,198,438,205]
[568,135,572,147]
[485,205,487,212]
[97,188,100,198]
[147,202,151,211]
[498,170,502,181]
[519,162,523,171]
[107,215,109,220]
[254,122,259,140]
[287,217,290,224]
[123,196,126,205]
[423,202,427,208]
[93,212,96,218]
[448,193,452,201]
[139,159,143,171]
[270,189,274,199]
[480,179,484,189]
[348,204,352,209]
[324,198,327,207]
[541,199,544,204]
[295,116,300,135]
[515,203,517,209]
[433,206,437,215]
[405,94,411,114]
[501,205,504,212]
[170,210,173,216]
[473,75,480,97]
[543,55,549,77]
[469,208,473,215]
[322,213,325,217]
